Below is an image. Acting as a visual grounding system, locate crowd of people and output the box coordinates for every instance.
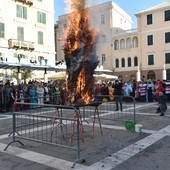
[95,79,170,101]
[0,78,169,114]
[0,80,63,112]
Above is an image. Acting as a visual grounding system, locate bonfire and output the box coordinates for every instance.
[63,0,99,105]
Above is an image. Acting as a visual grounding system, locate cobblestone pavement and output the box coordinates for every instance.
[0,101,170,170]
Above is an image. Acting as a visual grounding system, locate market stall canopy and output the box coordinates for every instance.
[94,73,118,80]
[47,71,67,80]
[0,62,59,71]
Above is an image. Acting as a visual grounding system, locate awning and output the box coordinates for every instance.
[0,62,58,71]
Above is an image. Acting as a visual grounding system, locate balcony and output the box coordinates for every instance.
[14,0,33,7]
[8,39,35,51]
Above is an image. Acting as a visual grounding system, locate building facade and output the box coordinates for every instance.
[136,1,170,81]
[55,1,170,82]
[0,0,55,83]
[55,1,132,69]
[112,28,139,82]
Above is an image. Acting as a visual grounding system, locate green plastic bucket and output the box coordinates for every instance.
[124,121,135,131]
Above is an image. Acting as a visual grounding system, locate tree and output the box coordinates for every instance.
[13,69,33,83]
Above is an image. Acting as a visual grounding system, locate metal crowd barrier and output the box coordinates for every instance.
[82,95,136,127]
[4,95,136,167]
[4,102,84,168]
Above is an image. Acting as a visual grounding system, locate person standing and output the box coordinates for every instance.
[37,83,44,105]
[154,79,163,100]
[147,79,154,102]
[29,85,37,109]
[138,81,147,102]
[44,82,50,104]
[112,80,122,111]
[165,80,170,101]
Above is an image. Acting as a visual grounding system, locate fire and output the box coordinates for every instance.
[64,0,98,104]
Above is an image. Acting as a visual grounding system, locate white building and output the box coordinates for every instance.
[55,1,132,69]
[0,0,55,83]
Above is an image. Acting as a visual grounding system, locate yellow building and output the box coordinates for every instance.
[55,1,170,82]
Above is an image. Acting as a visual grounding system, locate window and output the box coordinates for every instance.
[126,38,131,48]
[165,10,170,21]
[101,54,106,64]
[114,40,119,50]
[121,58,125,67]
[128,57,131,67]
[148,54,154,65]
[147,35,153,45]
[17,27,24,41]
[101,14,105,24]
[147,71,156,81]
[165,53,170,64]
[134,57,138,66]
[130,74,136,80]
[132,37,138,48]
[147,14,152,25]
[0,22,4,38]
[165,32,170,43]
[120,39,125,49]
[116,59,119,68]
[16,5,27,19]
[38,31,43,45]
[37,11,46,24]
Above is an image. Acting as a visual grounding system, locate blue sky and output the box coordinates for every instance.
[54,0,166,28]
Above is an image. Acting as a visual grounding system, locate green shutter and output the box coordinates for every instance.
[23,7,27,19]
[37,12,40,22]
[16,5,20,17]
[43,13,46,24]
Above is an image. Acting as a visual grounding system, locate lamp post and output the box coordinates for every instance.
[44,68,48,82]
[17,66,21,85]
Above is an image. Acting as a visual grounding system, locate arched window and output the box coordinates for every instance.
[121,58,125,67]
[115,59,119,68]
[114,40,119,50]
[134,56,138,66]
[128,57,131,67]
[147,71,156,81]
[118,75,123,81]
[120,39,125,49]
[126,38,131,49]
[132,37,138,48]
[130,74,136,80]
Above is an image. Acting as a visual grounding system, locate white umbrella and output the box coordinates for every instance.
[48,71,66,80]
[94,73,118,80]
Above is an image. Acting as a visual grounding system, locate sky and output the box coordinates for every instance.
[54,0,167,28]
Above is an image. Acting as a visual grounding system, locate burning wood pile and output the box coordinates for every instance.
[64,0,99,105]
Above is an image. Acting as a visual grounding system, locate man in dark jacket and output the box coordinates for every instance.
[156,92,167,116]
[112,80,122,111]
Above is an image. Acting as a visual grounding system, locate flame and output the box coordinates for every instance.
[76,68,94,104]
[64,0,96,56]
[64,0,98,104]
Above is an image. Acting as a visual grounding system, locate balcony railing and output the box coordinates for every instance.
[14,0,33,7]
[8,39,34,51]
